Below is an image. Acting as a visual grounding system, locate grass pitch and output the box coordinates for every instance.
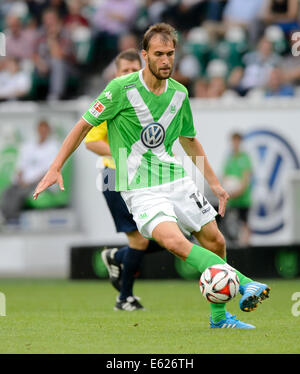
[0,278,299,354]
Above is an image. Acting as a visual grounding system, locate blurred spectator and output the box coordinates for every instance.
[172,52,201,90]
[206,76,238,97]
[0,57,31,100]
[223,0,266,44]
[223,132,252,246]
[264,66,295,96]
[202,0,229,42]
[206,0,228,22]
[223,0,265,28]
[162,0,207,32]
[192,75,238,98]
[0,120,59,225]
[101,33,141,87]
[264,24,289,54]
[34,8,77,100]
[64,0,89,29]
[206,58,228,78]
[5,13,38,60]
[261,0,300,35]
[0,0,29,21]
[193,78,208,97]
[64,0,91,67]
[184,26,212,75]
[26,0,50,26]
[135,0,167,34]
[91,0,138,69]
[1,0,299,101]
[281,29,300,85]
[228,36,281,95]
[48,0,69,20]
[212,26,249,72]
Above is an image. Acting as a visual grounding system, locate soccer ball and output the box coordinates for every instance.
[222,176,242,196]
[199,264,240,304]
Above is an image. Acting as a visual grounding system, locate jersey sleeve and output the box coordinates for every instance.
[82,79,123,126]
[179,94,197,138]
[84,121,108,143]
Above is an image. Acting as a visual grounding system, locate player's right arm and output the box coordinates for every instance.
[33,78,123,200]
[33,118,92,200]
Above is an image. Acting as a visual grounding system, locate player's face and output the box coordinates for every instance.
[143,34,175,80]
[116,59,141,77]
[232,137,241,153]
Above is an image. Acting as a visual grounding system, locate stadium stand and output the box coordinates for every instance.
[0,0,299,101]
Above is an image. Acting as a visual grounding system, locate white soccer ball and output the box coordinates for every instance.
[199,264,240,304]
[222,176,242,196]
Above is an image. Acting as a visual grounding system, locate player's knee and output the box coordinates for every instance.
[213,232,226,258]
[160,234,186,253]
[128,232,149,250]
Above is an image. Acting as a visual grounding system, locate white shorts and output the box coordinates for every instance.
[121,177,217,239]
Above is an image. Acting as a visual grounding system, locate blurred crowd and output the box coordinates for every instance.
[0,0,300,101]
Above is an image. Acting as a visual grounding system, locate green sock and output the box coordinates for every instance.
[209,255,227,323]
[186,245,252,323]
[186,244,252,286]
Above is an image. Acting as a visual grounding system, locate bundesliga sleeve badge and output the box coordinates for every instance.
[89,101,106,118]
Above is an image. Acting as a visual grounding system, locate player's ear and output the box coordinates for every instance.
[141,49,147,63]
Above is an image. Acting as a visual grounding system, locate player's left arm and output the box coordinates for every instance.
[179,136,229,217]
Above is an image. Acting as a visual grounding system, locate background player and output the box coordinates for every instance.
[223,132,252,247]
[85,49,163,311]
[33,23,270,329]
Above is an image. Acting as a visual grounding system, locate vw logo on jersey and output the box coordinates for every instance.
[141,122,165,149]
[244,129,300,235]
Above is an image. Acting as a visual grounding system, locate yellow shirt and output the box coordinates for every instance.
[84,121,116,169]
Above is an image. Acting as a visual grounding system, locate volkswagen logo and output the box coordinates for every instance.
[141,122,165,149]
[244,129,300,235]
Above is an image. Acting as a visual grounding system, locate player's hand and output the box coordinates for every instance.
[210,184,229,218]
[33,169,64,200]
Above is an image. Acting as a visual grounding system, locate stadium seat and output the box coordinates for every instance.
[186,27,212,75]
[264,25,288,55]
[71,26,93,66]
[212,26,248,73]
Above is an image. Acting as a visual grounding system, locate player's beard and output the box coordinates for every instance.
[148,58,173,81]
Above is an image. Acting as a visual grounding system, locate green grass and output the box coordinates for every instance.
[0,278,299,354]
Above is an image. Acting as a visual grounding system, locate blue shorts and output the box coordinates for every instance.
[102,167,137,233]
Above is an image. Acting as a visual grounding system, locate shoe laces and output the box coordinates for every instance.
[227,314,237,322]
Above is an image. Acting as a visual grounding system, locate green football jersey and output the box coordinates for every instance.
[82,70,196,191]
[224,152,252,208]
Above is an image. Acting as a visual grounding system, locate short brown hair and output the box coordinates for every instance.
[231,132,242,141]
[115,48,142,69]
[142,23,177,51]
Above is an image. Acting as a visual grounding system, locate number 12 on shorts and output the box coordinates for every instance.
[189,192,208,209]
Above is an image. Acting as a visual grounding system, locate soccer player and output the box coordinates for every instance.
[33,23,271,329]
[85,49,164,311]
[223,132,252,246]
